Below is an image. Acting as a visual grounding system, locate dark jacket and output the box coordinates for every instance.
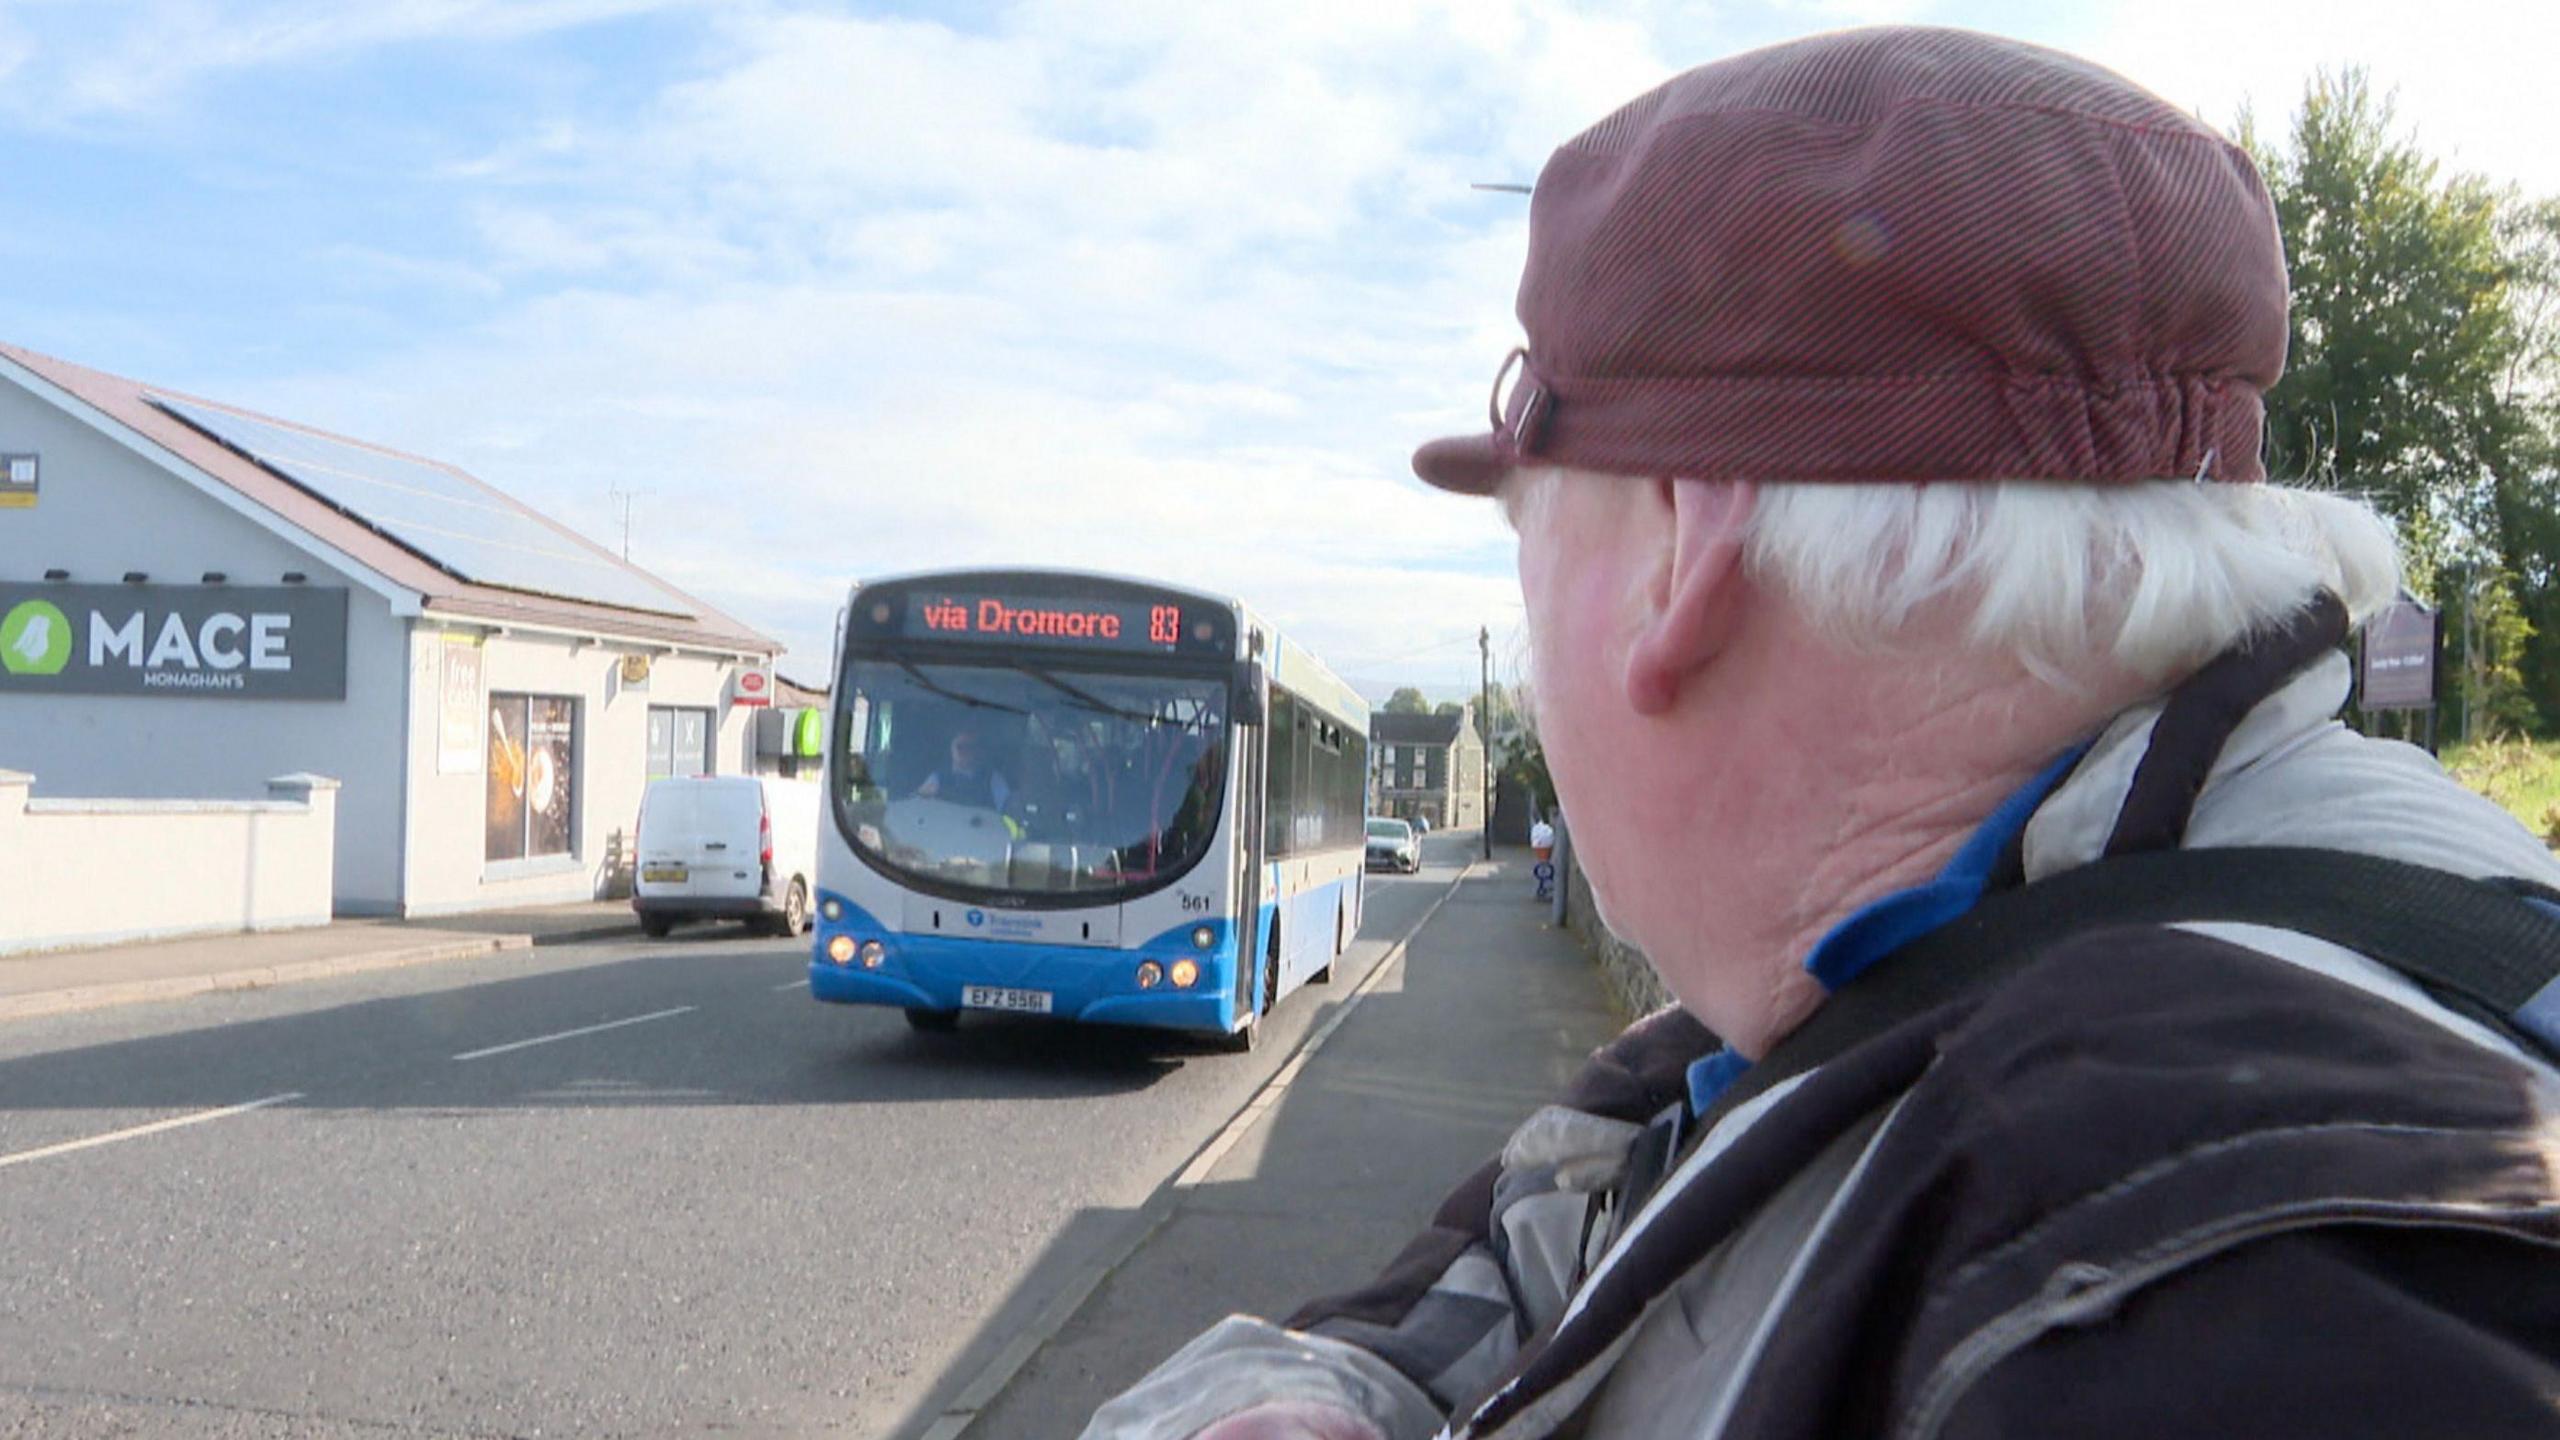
[1085,612,2560,1439]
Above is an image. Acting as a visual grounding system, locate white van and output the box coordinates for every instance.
[632,776,822,938]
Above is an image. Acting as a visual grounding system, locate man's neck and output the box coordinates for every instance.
[1656,617,2141,1058]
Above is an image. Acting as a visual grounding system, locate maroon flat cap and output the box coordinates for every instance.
[1415,27,2287,493]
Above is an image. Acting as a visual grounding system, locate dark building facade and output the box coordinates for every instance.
[1368,705,1487,830]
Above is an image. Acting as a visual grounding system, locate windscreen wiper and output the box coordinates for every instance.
[892,658,1027,715]
[1007,662,1162,726]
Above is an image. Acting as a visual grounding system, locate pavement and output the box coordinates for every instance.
[0,899,639,1021]
[0,839,1624,1437]
[909,848,1624,1440]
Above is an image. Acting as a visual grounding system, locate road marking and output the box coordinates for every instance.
[772,978,810,991]
[0,1092,303,1171]
[451,1006,696,1061]
[918,863,1480,1439]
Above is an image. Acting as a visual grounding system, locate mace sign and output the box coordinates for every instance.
[0,584,349,700]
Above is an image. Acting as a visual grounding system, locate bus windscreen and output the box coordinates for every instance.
[834,658,1230,902]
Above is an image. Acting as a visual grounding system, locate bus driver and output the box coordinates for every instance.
[914,724,1013,812]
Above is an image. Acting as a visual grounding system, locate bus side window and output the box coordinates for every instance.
[1266,689,1298,859]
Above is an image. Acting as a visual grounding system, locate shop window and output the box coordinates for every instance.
[488,693,577,863]
[647,706,714,780]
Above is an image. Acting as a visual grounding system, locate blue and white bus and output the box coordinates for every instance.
[809,569,1370,1051]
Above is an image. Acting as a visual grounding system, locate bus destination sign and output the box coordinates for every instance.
[894,590,1229,656]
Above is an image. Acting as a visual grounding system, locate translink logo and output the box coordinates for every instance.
[0,600,71,676]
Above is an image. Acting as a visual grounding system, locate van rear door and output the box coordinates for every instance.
[636,781,699,894]
[687,781,766,901]
[637,779,765,901]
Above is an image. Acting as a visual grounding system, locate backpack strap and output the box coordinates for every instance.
[1705,845,2560,1128]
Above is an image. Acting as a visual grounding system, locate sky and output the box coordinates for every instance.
[2,0,2552,697]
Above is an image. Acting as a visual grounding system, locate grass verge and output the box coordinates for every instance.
[2440,738,2560,841]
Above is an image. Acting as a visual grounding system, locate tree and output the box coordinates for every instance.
[2487,197,2560,722]
[2253,70,2556,730]
[1383,687,1431,714]
[1499,725,1556,818]
[2450,563,2539,739]
[2254,71,2520,579]
[1433,700,1465,717]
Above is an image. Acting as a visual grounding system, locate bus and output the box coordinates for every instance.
[808,568,1370,1051]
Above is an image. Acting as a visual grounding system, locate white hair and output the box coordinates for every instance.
[1517,469,2402,686]
[1740,479,2402,683]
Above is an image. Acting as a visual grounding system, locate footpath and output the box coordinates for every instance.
[918,849,1628,1440]
[0,900,638,1022]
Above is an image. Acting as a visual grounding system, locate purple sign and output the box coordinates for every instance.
[2360,600,2436,711]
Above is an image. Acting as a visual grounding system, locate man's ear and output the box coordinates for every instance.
[1624,477,1756,716]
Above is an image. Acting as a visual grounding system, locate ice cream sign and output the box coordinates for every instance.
[0,584,348,699]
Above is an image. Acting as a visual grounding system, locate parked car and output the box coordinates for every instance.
[1365,816,1421,874]
[633,776,821,937]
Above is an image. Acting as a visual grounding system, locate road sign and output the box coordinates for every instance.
[2361,599,2436,711]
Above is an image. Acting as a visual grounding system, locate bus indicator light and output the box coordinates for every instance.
[1136,961,1164,990]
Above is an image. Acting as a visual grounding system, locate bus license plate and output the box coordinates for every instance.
[641,863,687,883]
[962,985,1053,1014]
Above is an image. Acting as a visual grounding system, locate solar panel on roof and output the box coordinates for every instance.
[148,393,697,619]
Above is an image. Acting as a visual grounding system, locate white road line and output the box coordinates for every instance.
[772,978,810,991]
[451,1006,696,1062]
[0,1092,303,1171]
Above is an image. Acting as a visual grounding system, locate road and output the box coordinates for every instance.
[0,833,1482,1438]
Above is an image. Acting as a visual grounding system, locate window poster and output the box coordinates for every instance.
[527,697,575,857]
[487,695,528,862]
[439,638,483,774]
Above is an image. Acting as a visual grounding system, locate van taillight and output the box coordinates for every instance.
[760,808,774,875]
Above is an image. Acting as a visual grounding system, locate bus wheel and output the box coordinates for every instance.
[1220,936,1280,1053]
[904,1008,960,1033]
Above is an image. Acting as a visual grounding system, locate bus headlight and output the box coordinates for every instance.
[827,935,856,965]
[1170,958,1200,989]
[1190,925,1216,950]
[821,899,843,922]
[859,940,887,969]
[1136,961,1164,990]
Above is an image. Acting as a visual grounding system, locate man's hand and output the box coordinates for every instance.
[1194,1401,1385,1440]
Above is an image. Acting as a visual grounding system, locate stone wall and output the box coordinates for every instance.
[1555,826,1675,1020]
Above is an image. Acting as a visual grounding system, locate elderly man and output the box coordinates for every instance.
[1085,26,2560,1440]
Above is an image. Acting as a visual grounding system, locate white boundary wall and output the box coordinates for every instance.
[0,770,339,955]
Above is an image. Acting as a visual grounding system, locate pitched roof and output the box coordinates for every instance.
[0,340,775,657]
[1370,709,1466,746]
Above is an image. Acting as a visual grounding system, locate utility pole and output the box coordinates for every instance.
[1480,625,1493,859]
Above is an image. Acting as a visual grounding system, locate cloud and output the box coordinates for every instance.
[0,0,709,123]
[47,0,2560,697]
[313,244,504,298]
[2074,0,2560,192]
[186,0,1636,686]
